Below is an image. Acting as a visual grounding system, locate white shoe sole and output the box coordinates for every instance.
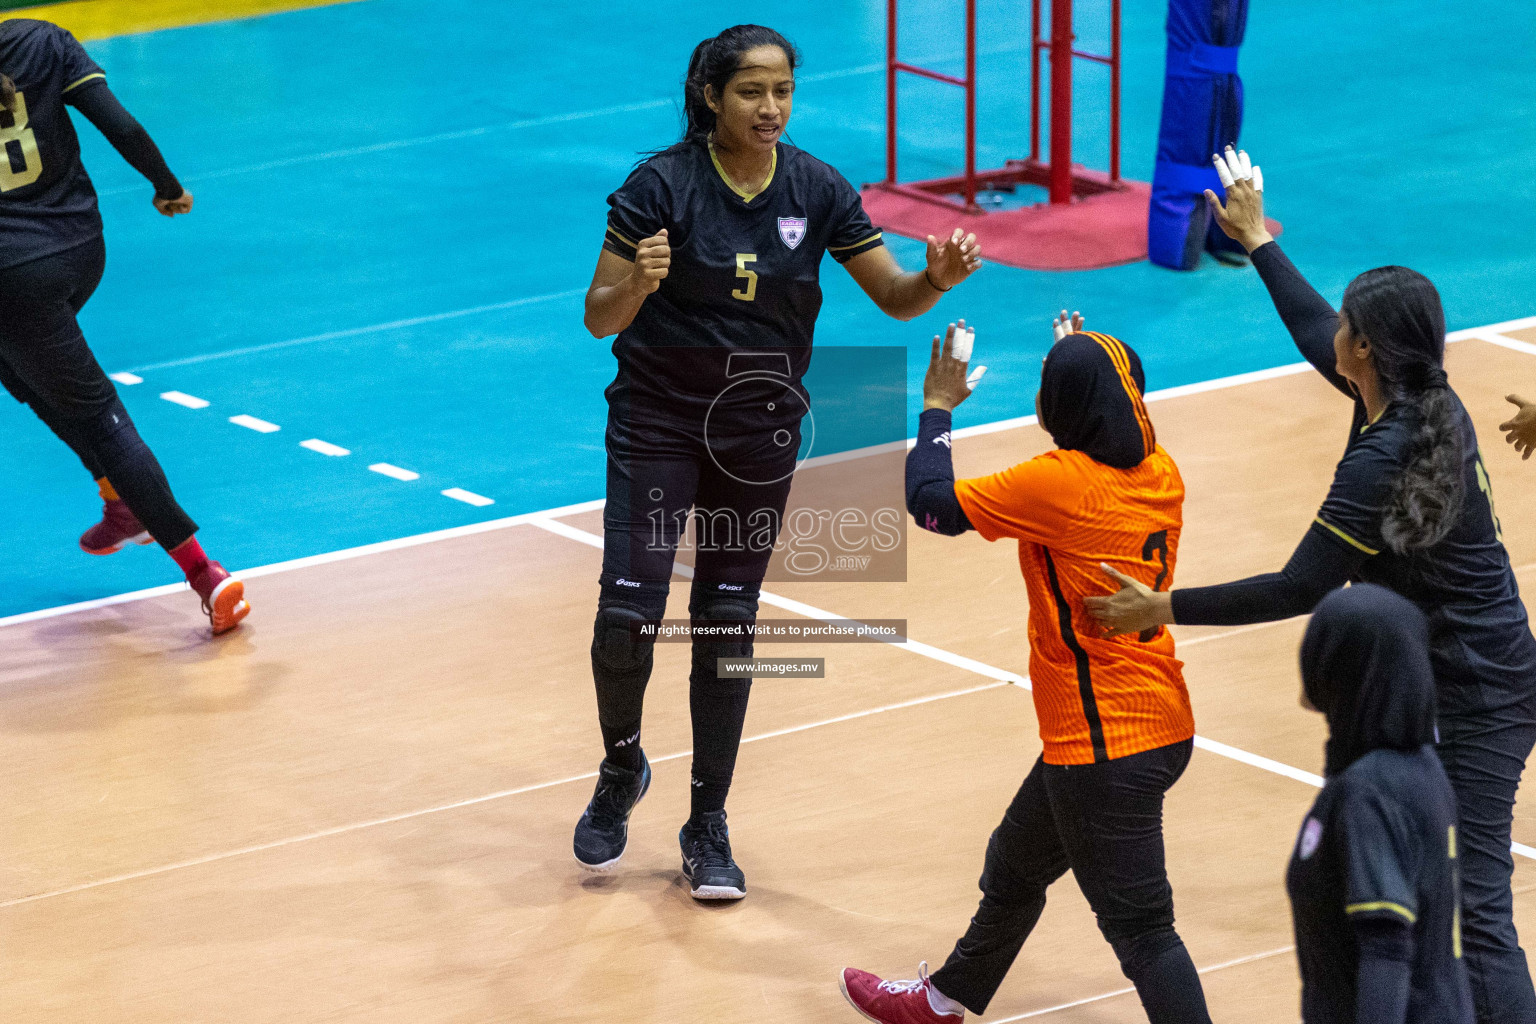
[838,972,885,1024]
[688,882,746,901]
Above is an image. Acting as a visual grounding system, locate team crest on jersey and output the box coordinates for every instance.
[778,217,807,249]
[1298,817,1323,860]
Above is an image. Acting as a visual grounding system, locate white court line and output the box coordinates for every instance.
[108,372,142,385]
[1476,330,1536,358]
[368,463,419,482]
[124,288,587,373]
[0,677,1009,911]
[229,414,280,434]
[7,324,1532,631]
[442,488,494,507]
[93,43,1023,199]
[991,946,1296,1021]
[300,438,350,457]
[0,498,607,630]
[158,391,209,409]
[528,515,1536,861]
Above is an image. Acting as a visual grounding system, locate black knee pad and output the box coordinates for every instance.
[689,579,762,659]
[591,579,668,680]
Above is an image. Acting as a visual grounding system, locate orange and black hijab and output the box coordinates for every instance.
[1037,332,1156,470]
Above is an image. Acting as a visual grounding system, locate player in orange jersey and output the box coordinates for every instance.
[838,317,1211,1024]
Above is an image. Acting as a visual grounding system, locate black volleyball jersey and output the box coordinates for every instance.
[1316,396,1536,712]
[0,19,106,270]
[602,140,883,418]
[1287,747,1473,1023]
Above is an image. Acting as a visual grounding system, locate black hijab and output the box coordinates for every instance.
[1037,332,1156,469]
[1300,584,1437,777]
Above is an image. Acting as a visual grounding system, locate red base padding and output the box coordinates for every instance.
[861,181,1281,272]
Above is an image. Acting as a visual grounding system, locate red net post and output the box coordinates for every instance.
[1049,0,1074,204]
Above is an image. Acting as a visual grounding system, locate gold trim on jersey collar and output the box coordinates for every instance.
[708,139,777,203]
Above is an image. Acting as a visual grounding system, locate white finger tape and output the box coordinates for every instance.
[1252,166,1264,192]
[1237,149,1253,178]
[966,365,988,390]
[952,327,975,363]
[1213,155,1235,188]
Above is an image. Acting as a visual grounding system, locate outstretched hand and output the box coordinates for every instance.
[1502,394,1536,459]
[926,228,982,290]
[923,320,976,412]
[1081,563,1172,638]
[1052,309,1085,342]
[1204,146,1271,253]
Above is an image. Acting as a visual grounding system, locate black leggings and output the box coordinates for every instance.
[0,238,197,550]
[931,740,1211,1023]
[1437,698,1536,1023]
[591,399,798,810]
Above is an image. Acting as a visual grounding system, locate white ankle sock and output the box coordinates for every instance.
[926,982,964,1018]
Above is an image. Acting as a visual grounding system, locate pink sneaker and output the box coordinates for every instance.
[79,500,151,555]
[187,560,250,635]
[839,962,963,1024]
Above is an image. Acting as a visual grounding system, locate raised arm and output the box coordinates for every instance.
[1205,148,1352,397]
[67,79,190,216]
[905,322,975,535]
[843,229,981,322]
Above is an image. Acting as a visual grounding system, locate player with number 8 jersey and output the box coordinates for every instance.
[0,19,248,636]
[573,24,981,899]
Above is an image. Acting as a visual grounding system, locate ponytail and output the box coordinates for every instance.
[1,73,14,113]
[674,25,799,150]
[1341,266,1464,553]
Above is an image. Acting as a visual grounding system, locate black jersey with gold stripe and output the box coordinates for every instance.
[1315,396,1536,712]
[1287,747,1473,1023]
[0,19,106,270]
[602,139,883,416]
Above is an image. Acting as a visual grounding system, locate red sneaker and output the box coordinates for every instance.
[188,560,250,635]
[839,962,963,1024]
[79,500,152,555]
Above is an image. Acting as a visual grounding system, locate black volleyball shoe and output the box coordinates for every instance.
[572,753,651,871]
[679,809,747,900]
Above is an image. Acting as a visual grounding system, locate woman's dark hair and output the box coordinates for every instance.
[677,25,799,147]
[1,73,15,113]
[1340,265,1461,553]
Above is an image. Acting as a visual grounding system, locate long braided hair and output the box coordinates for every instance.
[1340,266,1464,553]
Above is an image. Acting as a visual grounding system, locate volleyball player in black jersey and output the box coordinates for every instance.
[0,19,248,634]
[1088,148,1536,1022]
[1289,585,1473,1024]
[576,24,980,898]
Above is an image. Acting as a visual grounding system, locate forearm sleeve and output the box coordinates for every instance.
[906,408,973,536]
[1170,522,1363,625]
[1353,918,1414,1024]
[1250,241,1352,397]
[68,79,183,200]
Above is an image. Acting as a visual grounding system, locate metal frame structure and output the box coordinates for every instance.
[877,0,1123,212]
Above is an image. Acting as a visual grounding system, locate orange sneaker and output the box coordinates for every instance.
[188,560,250,635]
[80,500,152,555]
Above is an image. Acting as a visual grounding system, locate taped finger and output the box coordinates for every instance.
[1222,147,1247,182]
[1252,166,1263,192]
[1213,154,1235,189]
[1237,149,1253,178]
[966,365,987,389]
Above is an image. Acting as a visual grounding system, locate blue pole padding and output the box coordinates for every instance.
[1147,0,1250,270]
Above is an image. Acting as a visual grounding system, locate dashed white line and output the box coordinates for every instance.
[300,439,351,457]
[159,391,209,409]
[229,414,280,433]
[442,488,494,507]
[369,463,420,482]
[109,372,142,385]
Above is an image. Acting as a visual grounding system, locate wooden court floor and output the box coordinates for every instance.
[5,329,1536,1022]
